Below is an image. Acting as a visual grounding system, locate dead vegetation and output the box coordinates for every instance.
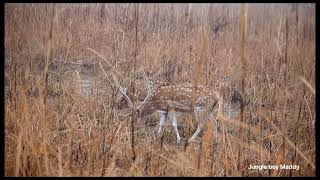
[5,3,315,176]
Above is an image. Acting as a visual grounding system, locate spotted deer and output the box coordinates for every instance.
[116,75,246,144]
[136,82,220,144]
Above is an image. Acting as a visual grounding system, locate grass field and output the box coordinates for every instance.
[4,3,315,176]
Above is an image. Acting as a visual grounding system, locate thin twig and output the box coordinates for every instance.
[87,47,114,69]
[111,73,133,107]
[98,62,114,90]
[136,69,152,110]
[299,76,315,95]
[261,111,315,170]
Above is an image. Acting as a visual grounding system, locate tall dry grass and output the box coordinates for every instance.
[5,3,315,176]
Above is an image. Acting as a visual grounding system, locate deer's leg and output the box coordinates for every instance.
[202,103,216,138]
[152,113,160,135]
[170,111,181,144]
[213,118,219,139]
[157,112,167,135]
[189,109,203,141]
[152,121,159,135]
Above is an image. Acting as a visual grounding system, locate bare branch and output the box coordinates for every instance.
[98,62,114,90]
[136,69,152,110]
[299,76,315,95]
[99,63,114,89]
[111,73,134,107]
[87,47,114,70]
[87,47,133,108]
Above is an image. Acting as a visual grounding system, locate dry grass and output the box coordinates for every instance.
[4,3,315,176]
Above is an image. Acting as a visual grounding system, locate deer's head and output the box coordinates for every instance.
[116,75,169,110]
[218,76,249,118]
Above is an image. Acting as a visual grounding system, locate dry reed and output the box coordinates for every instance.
[4,3,315,177]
